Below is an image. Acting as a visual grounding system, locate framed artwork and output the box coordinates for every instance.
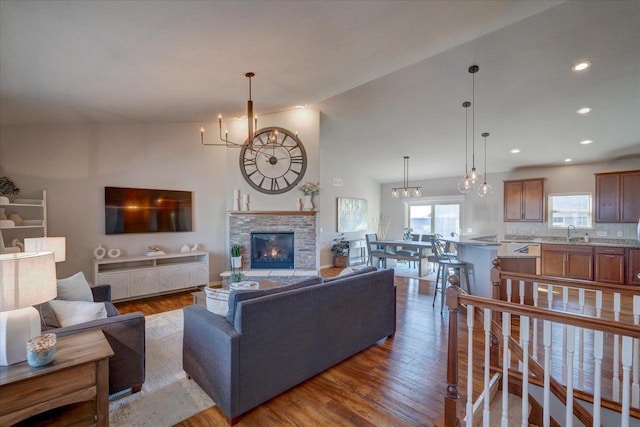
[337,197,368,232]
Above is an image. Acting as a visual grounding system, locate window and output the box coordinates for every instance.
[548,193,592,229]
[408,201,460,236]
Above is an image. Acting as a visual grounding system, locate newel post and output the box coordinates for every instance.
[490,258,502,301]
[444,278,462,426]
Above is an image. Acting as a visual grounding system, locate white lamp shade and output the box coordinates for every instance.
[0,252,57,311]
[24,237,66,262]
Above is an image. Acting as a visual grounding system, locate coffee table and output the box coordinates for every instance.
[192,276,312,307]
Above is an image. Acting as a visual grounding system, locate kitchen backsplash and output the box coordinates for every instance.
[503,221,638,241]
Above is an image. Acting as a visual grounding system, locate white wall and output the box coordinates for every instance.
[0,108,322,281]
[381,157,640,241]
[317,112,382,268]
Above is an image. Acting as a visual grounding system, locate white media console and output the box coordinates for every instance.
[93,251,209,301]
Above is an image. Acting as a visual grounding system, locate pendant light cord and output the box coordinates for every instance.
[472,71,475,169]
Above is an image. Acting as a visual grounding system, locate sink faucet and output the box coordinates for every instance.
[567,225,576,242]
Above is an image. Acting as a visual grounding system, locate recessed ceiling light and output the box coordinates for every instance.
[577,107,592,115]
[572,61,591,72]
[580,139,594,145]
[295,105,306,109]
[564,158,573,162]
[510,149,521,154]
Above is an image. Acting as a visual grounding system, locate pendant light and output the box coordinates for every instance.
[468,65,483,187]
[391,156,422,198]
[457,101,473,193]
[477,132,493,197]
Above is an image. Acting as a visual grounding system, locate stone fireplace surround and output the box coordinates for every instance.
[228,211,317,273]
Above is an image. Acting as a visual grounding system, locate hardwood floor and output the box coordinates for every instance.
[114,268,450,426]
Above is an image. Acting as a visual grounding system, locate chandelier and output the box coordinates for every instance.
[457,101,472,193]
[200,72,261,147]
[391,156,422,198]
[477,132,492,197]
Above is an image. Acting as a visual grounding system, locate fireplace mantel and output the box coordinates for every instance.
[228,211,316,216]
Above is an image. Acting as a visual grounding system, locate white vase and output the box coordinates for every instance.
[231,256,242,269]
[93,245,106,259]
[303,195,314,211]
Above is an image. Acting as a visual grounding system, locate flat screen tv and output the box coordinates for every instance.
[105,187,193,234]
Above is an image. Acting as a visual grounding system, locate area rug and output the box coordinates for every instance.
[391,261,437,280]
[109,309,215,426]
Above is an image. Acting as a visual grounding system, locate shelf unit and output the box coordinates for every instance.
[93,251,210,301]
[0,190,47,248]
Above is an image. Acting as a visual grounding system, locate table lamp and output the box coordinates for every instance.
[24,237,66,263]
[0,252,57,365]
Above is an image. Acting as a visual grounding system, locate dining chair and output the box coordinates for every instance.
[365,233,387,268]
[431,235,471,313]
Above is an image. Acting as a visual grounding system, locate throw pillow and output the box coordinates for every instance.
[323,265,377,282]
[226,276,323,324]
[56,272,94,302]
[48,300,107,327]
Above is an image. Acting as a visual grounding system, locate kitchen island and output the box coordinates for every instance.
[444,236,541,298]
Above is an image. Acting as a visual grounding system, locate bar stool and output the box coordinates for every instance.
[431,238,471,313]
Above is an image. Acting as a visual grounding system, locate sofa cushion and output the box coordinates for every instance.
[48,299,107,327]
[226,276,323,324]
[37,302,61,330]
[323,265,377,282]
[56,272,94,302]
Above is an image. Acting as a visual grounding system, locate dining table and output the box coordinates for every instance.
[370,239,433,277]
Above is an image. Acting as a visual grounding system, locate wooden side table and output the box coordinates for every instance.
[0,329,114,426]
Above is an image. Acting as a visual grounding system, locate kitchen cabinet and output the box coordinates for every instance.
[541,244,593,280]
[504,178,545,222]
[595,170,640,223]
[628,249,640,286]
[594,246,625,284]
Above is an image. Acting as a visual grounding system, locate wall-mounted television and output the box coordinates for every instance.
[105,187,193,234]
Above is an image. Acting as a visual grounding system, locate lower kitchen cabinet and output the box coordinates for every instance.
[628,249,640,286]
[541,244,593,281]
[594,246,625,284]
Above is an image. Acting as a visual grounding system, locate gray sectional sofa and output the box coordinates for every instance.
[182,267,396,424]
[37,285,146,395]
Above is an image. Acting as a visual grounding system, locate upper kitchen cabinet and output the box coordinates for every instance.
[595,170,640,223]
[504,178,545,222]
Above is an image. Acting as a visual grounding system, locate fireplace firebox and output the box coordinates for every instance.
[250,232,295,269]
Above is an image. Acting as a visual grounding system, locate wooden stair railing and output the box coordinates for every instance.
[444,279,640,427]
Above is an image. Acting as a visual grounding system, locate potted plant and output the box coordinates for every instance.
[230,244,242,269]
[331,233,350,268]
[229,270,245,284]
[0,176,19,204]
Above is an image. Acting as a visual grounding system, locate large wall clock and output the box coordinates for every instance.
[239,127,308,194]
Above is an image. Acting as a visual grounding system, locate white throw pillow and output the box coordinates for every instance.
[48,300,107,327]
[56,272,93,302]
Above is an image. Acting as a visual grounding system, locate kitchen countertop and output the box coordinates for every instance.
[503,236,640,248]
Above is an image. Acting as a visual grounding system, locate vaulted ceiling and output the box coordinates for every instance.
[1,1,638,182]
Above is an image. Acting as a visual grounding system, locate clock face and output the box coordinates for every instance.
[239,127,308,194]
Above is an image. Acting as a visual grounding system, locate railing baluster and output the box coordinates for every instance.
[565,325,575,427]
[622,336,633,427]
[563,286,569,383]
[506,278,512,303]
[519,279,525,305]
[596,290,602,318]
[521,316,530,427]
[614,292,621,402]
[533,282,539,362]
[593,330,603,427]
[484,308,492,427]
[547,284,554,309]
[501,311,510,427]
[466,304,474,427]
[633,295,640,408]
[578,288,585,389]
[543,320,552,427]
